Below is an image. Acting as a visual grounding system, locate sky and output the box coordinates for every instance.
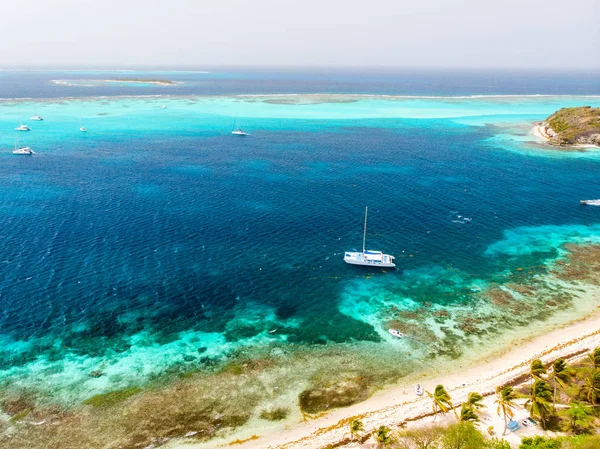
[0,0,598,69]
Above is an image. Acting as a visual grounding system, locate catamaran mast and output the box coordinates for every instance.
[362,207,368,253]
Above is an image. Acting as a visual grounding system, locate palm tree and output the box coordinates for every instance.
[373,425,392,448]
[549,358,573,407]
[581,370,600,405]
[349,418,364,441]
[526,379,553,429]
[466,392,486,413]
[495,386,518,435]
[460,404,479,422]
[426,384,457,421]
[530,359,547,380]
[588,348,600,369]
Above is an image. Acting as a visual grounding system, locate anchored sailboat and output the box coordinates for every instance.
[231,115,248,136]
[344,207,396,268]
[12,134,34,155]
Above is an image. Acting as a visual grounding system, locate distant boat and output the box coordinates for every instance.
[12,135,34,155]
[30,115,44,121]
[232,115,248,136]
[388,329,405,338]
[12,147,34,155]
[580,200,600,206]
[15,123,30,131]
[344,207,396,268]
[80,127,87,132]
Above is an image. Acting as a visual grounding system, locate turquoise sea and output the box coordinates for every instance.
[1,69,600,443]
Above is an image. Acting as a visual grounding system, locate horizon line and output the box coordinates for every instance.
[1,64,600,72]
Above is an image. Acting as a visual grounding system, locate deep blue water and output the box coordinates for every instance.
[1,70,600,394]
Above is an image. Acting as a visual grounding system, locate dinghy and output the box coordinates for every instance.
[388,329,405,338]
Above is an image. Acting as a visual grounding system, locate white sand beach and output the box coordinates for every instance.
[532,123,553,141]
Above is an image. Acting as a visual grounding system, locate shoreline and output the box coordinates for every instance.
[532,122,552,141]
[172,304,600,449]
[532,122,600,150]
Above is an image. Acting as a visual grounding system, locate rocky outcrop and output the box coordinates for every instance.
[541,106,600,147]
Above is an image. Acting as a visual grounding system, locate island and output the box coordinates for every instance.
[535,106,600,147]
[111,77,179,86]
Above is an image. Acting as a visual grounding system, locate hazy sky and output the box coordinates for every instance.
[0,0,598,68]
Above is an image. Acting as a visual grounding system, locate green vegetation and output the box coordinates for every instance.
[373,425,393,447]
[531,359,547,379]
[513,350,600,435]
[559,402,594,434]
[385,422,509,448]
[495,385,518,434]
[427,384,458,421]
[412,348,600,447]
[520,435,600,448]
[545,106,600,146]
[349,418,364,441]
[526,379,553,428]
[82,386,142,407]
[373,423,600,449]
[549,359,573,406]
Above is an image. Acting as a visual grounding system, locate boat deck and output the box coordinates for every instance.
[344,251,396,268]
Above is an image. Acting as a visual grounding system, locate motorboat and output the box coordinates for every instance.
[344,207,395,268]
[15,123,30,131]
[388,329,405,338]
[30,115,44,121]
[580,200,600,206]
[415,384,424,396]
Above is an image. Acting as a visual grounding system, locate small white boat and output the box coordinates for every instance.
[30,115,44,121]
[344,207,395,268]
[12,135,34,155]
[580,200,600,206]
[388,329,405,338]
[160,105,167,109]
[15,123,30,131]
[80,126,87,132]
[415,384,424,396]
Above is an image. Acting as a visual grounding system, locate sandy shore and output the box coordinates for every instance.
[532,123,552,141]
[170,304,600,449]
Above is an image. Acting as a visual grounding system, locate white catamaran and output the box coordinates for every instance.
[12,135,34,155]
[344,207,396,268]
